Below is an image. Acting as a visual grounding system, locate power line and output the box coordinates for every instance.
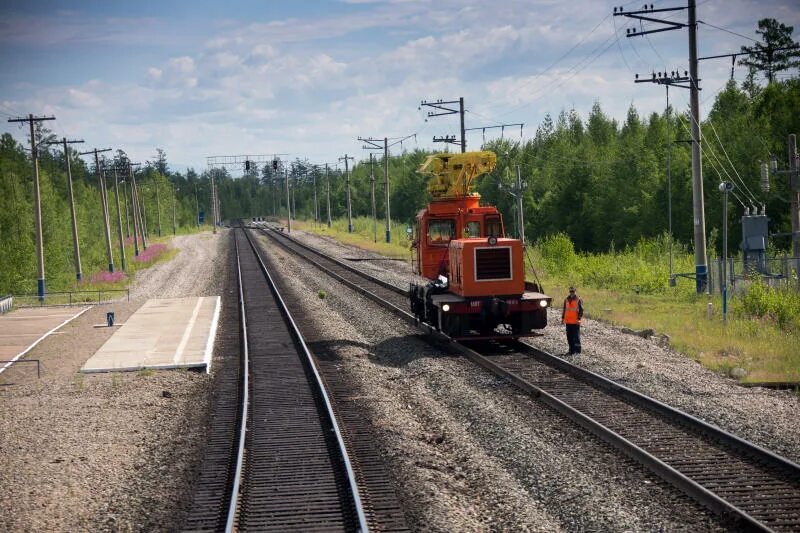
[698,20,758,43]
[704,113,760,203]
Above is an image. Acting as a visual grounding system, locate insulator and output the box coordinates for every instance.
[760,161,770,192]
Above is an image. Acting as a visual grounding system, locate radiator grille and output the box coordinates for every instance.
[475,247,511,280]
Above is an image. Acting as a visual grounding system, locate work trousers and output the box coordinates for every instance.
[565,324,581,354]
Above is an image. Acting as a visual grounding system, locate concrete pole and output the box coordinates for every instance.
[789,134,799,260]
[326,163,332,228]
[370,153,377,243]
[194,183,200,227]
[516,165,525,246]
[313,168,319,226]
[172,184,177,235]
[123,181,131,238]
[128,166,141,256]
[384,138,391,243]
[285,168,291,232]
[29,117,45,300]
[688,0,708,293]
[140,183,150,242]
[132,169,148,250]
[62,139,82,281]
[112,167,126,271]
[211,173,217,235]
[459,97,466,153]
[95,153,115,272]
[154,175,162,237]
[722,184,729,321]
[345,155,353,233]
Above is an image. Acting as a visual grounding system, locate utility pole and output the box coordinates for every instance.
[284,165,291,232]
[172,184,178,235]
[128,162,143,256]
[790,134,799,261]
[154,174,162,237]
[312,165,319,226]
[615,1,707,293]
[516,165,526,246]
[383,139,391,243]
[80,148,114,272]
[122,180,131,238]
[109,164,127,270]
[8,114,55,300]
[325,163,332,228]
[210,172,217,234]
[420,98,466,152]
[46,137,84,281]
[339,154,354,232]
[369,154,377,242]
[358,133,416,242]
[193,183,200,227]
[769,135,800,268]
[719,182,733,322]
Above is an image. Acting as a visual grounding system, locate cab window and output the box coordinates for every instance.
[428,219,455,244]
[464,221,481,238]
[486,216,502,237]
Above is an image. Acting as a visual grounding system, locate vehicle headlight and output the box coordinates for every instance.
[539,300,548,308]
[442,304,450,312]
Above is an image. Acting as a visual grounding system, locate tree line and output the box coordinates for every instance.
[248,76,799,257]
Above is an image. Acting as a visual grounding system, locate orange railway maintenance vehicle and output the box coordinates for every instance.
[409,150,552,339]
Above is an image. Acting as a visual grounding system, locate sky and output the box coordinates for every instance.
[1,0,798,175]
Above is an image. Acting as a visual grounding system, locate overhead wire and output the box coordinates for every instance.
[698,20,758,43]
[679,111,759,207]
[704,115,760,202]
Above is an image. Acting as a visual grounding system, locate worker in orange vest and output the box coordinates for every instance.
[562,286,584,356]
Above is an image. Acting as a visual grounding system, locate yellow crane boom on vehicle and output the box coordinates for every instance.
[418,150,497,199]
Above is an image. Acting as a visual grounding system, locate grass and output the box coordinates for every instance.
[297,217,800,384]
[292,217,414,261]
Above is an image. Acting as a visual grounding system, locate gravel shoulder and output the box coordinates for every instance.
[0,229,228,532]
[285,226,800,466]
[255,230,723,532]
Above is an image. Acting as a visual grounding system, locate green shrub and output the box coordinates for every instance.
[735,279,800,332]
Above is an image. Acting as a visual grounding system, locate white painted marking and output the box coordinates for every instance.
[173,298,204,365]
[0,306,92,376]
[203,296,221,373]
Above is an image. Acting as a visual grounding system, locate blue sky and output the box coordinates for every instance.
[1,0,798,174]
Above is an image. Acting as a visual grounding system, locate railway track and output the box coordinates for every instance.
[184,227,371,532]
[258,224,800,532]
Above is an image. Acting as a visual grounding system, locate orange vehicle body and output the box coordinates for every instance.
[410,192,551,339]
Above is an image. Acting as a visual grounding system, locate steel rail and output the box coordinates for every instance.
[224,233,250,533]
[259,225,800,532]
[242,227,370,532]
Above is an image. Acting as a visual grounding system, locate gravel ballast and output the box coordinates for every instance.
[0,230,228,532]
[254,230,724,532]
[285,227,800,465]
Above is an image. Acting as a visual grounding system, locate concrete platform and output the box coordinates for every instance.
[81,297,220,373]
[0,306,92,375]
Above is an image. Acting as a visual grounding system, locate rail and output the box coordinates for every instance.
[261,225,800,532]
[240,227,369,532]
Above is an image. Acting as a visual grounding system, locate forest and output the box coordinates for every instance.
[252,76,800,254]
[2,72,798,295]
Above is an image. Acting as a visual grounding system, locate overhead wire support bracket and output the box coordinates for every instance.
[613,4,687,38]
[634,71,694,90]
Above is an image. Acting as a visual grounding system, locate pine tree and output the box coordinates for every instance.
[738,18,800,84]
